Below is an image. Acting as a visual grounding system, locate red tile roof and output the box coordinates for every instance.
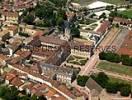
[2,11,19,18]
[10,77,24,87]
[96,21,110,35]
[5,73,16,82]
[114,17,132,24]
[39,36,67,46]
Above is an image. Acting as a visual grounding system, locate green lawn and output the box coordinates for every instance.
[119,9,132,19]
[108,76,132,85]
[97,61,132,77]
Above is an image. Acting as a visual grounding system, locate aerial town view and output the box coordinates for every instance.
[0,0,132,100]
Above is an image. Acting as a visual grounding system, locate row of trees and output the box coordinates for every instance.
[99,52,132,66]
[92,72,131,96]
[0,85,46,100]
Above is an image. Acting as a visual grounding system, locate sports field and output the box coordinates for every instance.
[97,61,132,77]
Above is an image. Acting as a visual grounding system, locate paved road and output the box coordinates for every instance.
[79,27,120,75]
[79,52,99,75]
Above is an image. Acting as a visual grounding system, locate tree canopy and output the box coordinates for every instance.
[77,75,89,87]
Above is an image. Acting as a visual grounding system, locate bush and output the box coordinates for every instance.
[106,82,119,93]
[99,52,106,60]
[121,55,132,66]
[99,52,132,66]
[99,52,121,63]
[77,75,89,87]
[92,73,132,95]
[120,84,131,96]
[19,32,29,37]
[92,72,109,88]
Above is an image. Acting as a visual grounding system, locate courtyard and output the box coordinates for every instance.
[67,55,88,66]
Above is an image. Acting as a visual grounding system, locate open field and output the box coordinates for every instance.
[73,0,128,5]
[97,61,132,77]
[108,76,132,85]
[118,9,132,19]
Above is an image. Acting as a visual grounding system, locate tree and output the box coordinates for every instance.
[90,13,96,18]
[56,17,64,26]
[121,55,132,66]
[35,3,54,19]
[106,82,119,93]
[99,13,106,19]
[120,84,131,96]
[77,75,89,87]
[71,27,80,37]
[106,5,114,11]
[95,72,109,88]
[99,52,106,60]
[109,11,117,17]
[38,96,47,100]
[23,14,35,25]
[99,52,121,63]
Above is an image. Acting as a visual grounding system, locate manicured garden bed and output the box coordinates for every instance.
[67,55,88,66]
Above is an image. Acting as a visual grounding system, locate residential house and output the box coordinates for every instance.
[3,25,18,36]
[4,72,17,84]
[94,20,110,37]
[113,17,132,26]
[86,78,111,100]
[7,38,23,56]
[27,36,71,65]
[70,38,94,58]
[0,54,8,66]
[0,30,10,41]
[19,24,47,36]
[39,36,67,50]
[40,62,75,84]
[1,11,19,24]
[10,77,24,90]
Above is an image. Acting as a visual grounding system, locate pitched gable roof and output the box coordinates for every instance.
[86,78,103,96]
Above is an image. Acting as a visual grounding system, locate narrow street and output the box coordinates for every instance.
[79,27,120,75]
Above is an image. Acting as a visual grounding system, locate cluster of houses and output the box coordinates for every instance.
[2,0,37,11]
[0,1,93,99]
[0,69,84,99]
[1,0,132,99]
